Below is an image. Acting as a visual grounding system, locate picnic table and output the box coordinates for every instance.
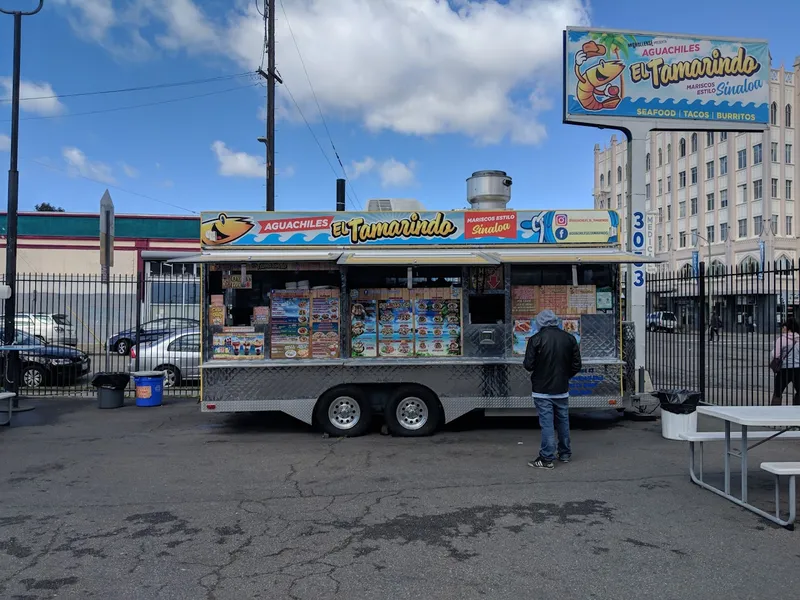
[683,406,800,529]
[0,344,42,425]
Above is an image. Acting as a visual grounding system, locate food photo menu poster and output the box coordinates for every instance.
[311,291,340,359]
[415,298,462,357]
[269,291,310,359]
[378,293,414,357]
[350,293,377,358]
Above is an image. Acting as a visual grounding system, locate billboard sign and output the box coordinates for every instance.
[200,210,621,249]
[564,28,770,125]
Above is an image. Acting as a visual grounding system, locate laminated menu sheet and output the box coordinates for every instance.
[269,289,341,359]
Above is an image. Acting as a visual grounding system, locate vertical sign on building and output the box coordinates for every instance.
[100,190,115,284]
[645,212,657,274]
[758,240,765,281]
[692,250,699,276]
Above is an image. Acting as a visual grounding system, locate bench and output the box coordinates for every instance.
[760,462,800,529]
[0,391,15,426]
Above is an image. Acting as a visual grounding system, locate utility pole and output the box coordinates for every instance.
[1,1,44,398]
[257,0,281,211]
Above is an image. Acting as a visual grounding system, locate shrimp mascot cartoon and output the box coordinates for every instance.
[574,41,625,112]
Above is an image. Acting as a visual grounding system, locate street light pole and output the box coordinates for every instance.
[1,0,44,398]
[694,232,713,323]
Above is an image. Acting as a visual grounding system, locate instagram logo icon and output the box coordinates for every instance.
[555,214,568,227]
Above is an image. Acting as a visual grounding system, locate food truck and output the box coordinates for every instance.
[179,171,656,437]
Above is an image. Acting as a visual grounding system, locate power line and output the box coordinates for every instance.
[4,83,260,122]
[278,0,362,210]
[0,72,253,104]
[30,159,198,215]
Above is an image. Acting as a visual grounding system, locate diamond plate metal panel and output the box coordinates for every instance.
[463,324,507,358]
[580,313,617,358]
[622,321,635,395]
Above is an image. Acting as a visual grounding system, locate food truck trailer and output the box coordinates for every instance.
[179,172,657,437]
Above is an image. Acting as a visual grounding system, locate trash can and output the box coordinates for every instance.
[131,371,165,407]
[91,372,131,409]
[653,390,701,440]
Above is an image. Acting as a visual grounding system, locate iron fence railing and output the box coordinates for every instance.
[646,261,800,406]
[0,271,200,397]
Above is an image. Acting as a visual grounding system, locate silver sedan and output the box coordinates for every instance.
[130,330,200,388]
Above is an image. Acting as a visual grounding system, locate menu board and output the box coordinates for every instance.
[212,329,264,360]
[311,292,341,359]
[511,285,595,355]
[350,297,377,358]
[270,291,311,359]
[222,274,252,289]
[415,298,462,357]
[378,297,414,357]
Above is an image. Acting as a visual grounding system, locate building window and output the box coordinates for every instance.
[658,206,663,223]
[600,174,605,188]
[753,215,763,236]
[777,255,792,271]
[690,197,697,215]
[679,138,686,157]
[720,156,728,175]
[617,165,622,182]
[607,170,611,184]
[646,153,651,171]
[679,201,686,217]
[710,260,725,276]
[599,199,604,208]
[667,143,672,162]
[667,233,672,250]
[646,183,651,200]
[720,222,728,241]
[679,231,686,247]
[691,133,698,153]
[691,167,697,185]
[706,132,714,147]
[706,161,714,179]
[753,179,763,201]
[772,142,779,163]
[658,148,663,166]
[787,104,793,128]
[658,235,663,252]
[667,175,672,192]
[787,179,793,200]
[691,228,698,245]
[740,256,758,274]
[667,205,672,220]
[720,188,728,207]
[658,179,663,195]
[737,149,747,170]
[753,143,762,165]
[787,144,793,164]
[706,192,715,211]
[720,132,728,142]
[786,216,793,236]
[772,178,779,198]
[679,171,686,188]
[617,193,622,208]
[771,102,778,125]
[738,218,747,238]
[707,225,715,243]
[771,214,779,235]
[738,184,747,204]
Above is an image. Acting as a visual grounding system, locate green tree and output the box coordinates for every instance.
[34,202,65,212]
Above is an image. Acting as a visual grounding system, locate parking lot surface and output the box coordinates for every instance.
[2,399,800,599]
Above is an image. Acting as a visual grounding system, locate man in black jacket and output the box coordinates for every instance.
[523,309,582,469]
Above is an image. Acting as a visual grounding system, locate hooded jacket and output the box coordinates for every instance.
[522,310,582,396]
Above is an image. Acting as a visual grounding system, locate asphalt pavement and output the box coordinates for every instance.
[2,399,800,599]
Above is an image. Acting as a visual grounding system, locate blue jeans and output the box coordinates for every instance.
[534,396,571,461]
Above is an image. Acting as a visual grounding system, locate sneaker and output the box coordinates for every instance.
[528,457,554,469]
[557,454,571,463]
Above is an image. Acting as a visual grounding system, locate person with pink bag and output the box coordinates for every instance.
[770,317,800,406]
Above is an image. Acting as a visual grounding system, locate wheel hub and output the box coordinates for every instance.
[328,396,360,430]
[396,397,428,430]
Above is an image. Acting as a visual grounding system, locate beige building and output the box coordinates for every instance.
[594,60,798,276]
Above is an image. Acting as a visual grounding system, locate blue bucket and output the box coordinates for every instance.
[132,371,165,407]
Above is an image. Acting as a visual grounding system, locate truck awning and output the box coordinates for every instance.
[167,250,342,263]
[485,248,662,264]
[337,249,499,266]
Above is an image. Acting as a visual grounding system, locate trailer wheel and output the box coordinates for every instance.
[315,386,372,437]
[384,388,441,437]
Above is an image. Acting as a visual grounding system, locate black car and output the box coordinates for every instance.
[0,329,90,388]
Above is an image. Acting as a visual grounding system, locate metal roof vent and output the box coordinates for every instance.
[466,170,512,210]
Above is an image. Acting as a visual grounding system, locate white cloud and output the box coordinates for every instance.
[279,165,296,178]
[0,134,9,152]
[62,147,117,184]
[347,157,416,188]
[0,79,66,116]
[52,0,116,41]
[211,141,264,178]
[57,0,589,144]
[120,162,139,178]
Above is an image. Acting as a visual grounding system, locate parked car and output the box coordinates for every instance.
[109,317,199,356]
[647,311,678,332]
[131,330,200,388]
[0,328,90,388]
[14,313,78,346]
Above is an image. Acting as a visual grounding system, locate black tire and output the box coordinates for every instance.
[315,386,372,437]
[648,324,657,333]
[21,363,47,388]
[115,339,131,355]
[157,365,182,388]
[384,387,442,437]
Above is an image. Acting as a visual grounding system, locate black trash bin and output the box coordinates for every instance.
[92,373,130,409]
[652,389,701,439]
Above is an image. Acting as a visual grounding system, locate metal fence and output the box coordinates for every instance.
[646,261,800,406]
[0,271,200,397]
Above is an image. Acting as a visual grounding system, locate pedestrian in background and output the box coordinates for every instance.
[523,310,582,469]
[771,317,800,406]
[709,313,721,341]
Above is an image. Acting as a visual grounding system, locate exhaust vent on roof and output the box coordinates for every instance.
[366,198,426,212]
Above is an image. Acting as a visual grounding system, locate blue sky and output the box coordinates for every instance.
[0,0,797,217]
